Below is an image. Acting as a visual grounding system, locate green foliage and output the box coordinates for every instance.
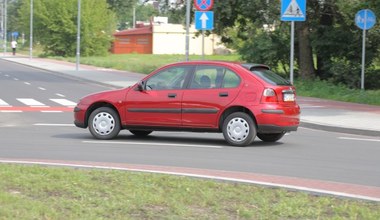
[107,0,138,29]
[295,78,380,105]
[213,0,380,89]
[16,0,116,57]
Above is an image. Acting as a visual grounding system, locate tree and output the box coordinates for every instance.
[16,0,116,57]
[212,0,380,89]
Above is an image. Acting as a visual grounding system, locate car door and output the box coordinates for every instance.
[125,65,192,126]
[181,65,242,128]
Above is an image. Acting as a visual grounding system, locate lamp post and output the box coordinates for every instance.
[3,0,7,54]
[76,0,81,71]
[185,0,190,61]
[29,0,33,59]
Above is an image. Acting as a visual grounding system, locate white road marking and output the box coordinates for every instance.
[38,87,46,91]
[34,123,74,126]
[50,99,76,107]
[17,98,47,107]
[0,110,22,113]
[0,99,11,107]
[83,140,224,149]
[40,111,63,113]
[56,93,65,97]
[338,137,380,143]
[24,82,31,85]
[13,78,19,81]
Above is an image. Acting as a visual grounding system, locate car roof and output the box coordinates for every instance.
[171,61,270,70]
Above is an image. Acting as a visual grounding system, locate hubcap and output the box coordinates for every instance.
[227,117,249,142]
[92,112,115,135]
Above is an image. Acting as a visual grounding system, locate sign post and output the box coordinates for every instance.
[281,0,306,84]
[194,0,213,60]
[355,9,376,90]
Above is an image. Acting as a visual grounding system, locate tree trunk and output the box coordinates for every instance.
[296,22,316,79]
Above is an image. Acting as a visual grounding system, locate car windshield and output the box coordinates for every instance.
[250,68,291,86]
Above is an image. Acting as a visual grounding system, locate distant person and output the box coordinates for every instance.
[11,40,18,55]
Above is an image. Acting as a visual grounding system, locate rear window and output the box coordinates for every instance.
[250,68,291,86]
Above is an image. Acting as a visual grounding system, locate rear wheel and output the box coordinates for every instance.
[222,112,256,147]
[88,107,120,140]
[129,130,153,137]
[257,132,285,142]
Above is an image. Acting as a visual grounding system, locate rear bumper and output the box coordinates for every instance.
[254,104,300,133]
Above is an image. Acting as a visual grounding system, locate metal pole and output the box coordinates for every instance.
[360,11,367,90]
[133,7,136,28]
[29,0,33,59]
[76,0,81,71]
[185,0,190,61]
[202,30,204,60]
[4,0,6,54]
[290,21,295,84]
[1,1,4,55]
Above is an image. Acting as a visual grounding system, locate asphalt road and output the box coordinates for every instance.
[1,60,380,189]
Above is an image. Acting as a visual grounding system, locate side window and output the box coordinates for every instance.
[222,69,241,88]
[189,66,221,89]
[145,66,189,90]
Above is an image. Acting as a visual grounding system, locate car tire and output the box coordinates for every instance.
[257,132,285,142]
[129,130,153,137]
[222,112,256,147]
[88,107,120,140]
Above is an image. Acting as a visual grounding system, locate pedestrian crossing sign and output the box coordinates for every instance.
[281,0,306,21]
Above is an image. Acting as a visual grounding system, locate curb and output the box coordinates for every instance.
[300,121,380,137]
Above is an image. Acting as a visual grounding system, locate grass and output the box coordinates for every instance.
[295,79,380,106]
[1,164,379,219]
[59,53,242,74]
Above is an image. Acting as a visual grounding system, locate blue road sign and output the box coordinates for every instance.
[195,11,214,30]
[355,9,376,30]
[281,0,306,21]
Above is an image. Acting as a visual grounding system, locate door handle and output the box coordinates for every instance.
[219,92,228,97]
[168,93,177,98]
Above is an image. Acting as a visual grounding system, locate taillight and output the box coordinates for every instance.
[261,88,278,103]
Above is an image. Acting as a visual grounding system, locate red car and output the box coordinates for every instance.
[74,61,300,146]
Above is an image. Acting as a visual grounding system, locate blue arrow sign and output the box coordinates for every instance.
[281,0,306,21]
[355,9,376,30]
[195,11,214,30]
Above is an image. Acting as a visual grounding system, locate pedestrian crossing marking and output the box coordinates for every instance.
[0,99,11,107]
[50,99,77,107]
[0,98,76,112]
[17,98,47,107]
[283,0,304,18]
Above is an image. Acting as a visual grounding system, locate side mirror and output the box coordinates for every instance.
[136,80,145,91]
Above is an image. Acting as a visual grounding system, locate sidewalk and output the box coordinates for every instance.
[2,54,380,137]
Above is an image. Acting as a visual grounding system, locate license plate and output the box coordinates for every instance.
[283,93,295,102]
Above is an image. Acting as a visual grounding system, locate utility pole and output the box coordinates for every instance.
[76,0,81,71]
[30,0,33,59]
[185,0,190,61]
[3,0,7,55]
[1,1,3,55]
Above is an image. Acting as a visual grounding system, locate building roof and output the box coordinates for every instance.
[114,26,152,36]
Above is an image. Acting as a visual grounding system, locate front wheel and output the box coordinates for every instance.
[88,107,120,140]
[257,132,285,142]
[222,112,256,147]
